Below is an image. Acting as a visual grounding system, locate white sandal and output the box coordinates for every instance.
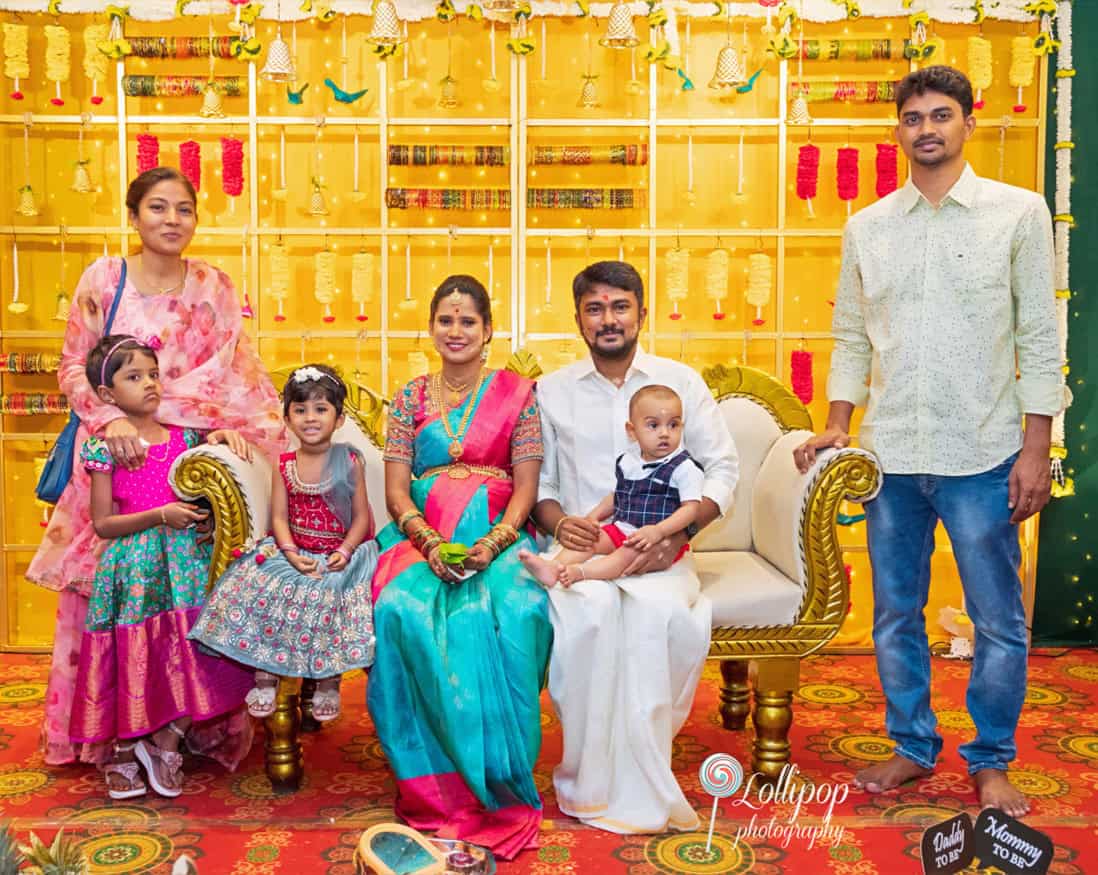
[311,687,341,722]
[134,724,185,798]
[104,743,147,800]
[245,680,279,718]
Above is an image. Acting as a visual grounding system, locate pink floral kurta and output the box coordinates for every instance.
[28,255,285,765]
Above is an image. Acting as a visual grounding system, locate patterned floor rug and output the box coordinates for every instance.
[0,649,1096,874]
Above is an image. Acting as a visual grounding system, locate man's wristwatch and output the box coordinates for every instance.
[685,522,699,539]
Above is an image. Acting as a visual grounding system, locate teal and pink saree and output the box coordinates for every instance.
[368,368,551,860]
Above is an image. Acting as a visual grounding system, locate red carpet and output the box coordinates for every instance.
[1,650,1097,873]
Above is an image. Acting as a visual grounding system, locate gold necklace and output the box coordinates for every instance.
[140,260,187,295]
[432,368,486,460]
[442,374,472,407]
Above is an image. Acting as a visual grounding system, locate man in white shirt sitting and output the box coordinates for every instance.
[533,260,739,835]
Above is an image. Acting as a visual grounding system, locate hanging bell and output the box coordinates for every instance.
[308,179,329,216]
[600,0,639,49]
[367,0,405,46]
[260,30,297,81]
[578,74,600,109]
[438,75,459,109]
[71,160,93,194]
[54,292,71,322]
[788,92,812,125]
[709,44,747,90]
[16,186,38,217]
[199,82,226,118]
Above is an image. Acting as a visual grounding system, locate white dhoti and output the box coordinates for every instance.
[547,556,712,835]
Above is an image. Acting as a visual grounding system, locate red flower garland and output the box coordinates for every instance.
[791,349,813,405]
[221,136,244,197]
[796,143,820,202]
[875,143,898,198]
[837,147,859,202]
[136,133,160,174]
[180,140,201,191]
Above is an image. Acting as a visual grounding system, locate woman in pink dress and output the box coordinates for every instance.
[27,166,285,767]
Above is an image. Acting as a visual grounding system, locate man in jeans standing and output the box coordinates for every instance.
[794,66,1066,817]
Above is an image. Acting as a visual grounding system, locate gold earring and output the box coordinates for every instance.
[481,344,489,363]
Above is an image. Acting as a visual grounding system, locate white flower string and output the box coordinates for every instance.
[8,238,26,314]
[544,238,553,310]
[1050,0,1073,496]
[736,129,745,197]
[400,240,416,310]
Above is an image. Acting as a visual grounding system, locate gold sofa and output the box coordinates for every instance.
[170,359,879,791]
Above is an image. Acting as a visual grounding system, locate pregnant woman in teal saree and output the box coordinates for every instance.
[368,275,552,860]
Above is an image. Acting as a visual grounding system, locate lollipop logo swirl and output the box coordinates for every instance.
[700,753,743,798]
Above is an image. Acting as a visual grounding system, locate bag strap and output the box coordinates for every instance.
[102,258,127,336]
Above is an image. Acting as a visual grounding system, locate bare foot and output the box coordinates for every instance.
[974,769,1030,818]
[518,549,561,589]
[854,754,933,792]
[559,564,586,586]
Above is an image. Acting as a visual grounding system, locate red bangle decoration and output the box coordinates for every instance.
[875,143,898,198]
[837,146,859,203]
[180,140,201,191]
[796,143,820,217]
[790,349,813,405]
[136,133,160,174]
[221,136,244,197]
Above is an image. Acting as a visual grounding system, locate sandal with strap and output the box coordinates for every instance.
[311,687,341,722]
[104,759,147,800]
[134,730,185,798]
[245,679,279,719]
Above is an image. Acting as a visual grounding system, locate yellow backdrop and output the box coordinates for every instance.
[0,8,1046,650]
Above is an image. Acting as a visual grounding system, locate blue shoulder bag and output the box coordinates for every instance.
[35,259,128,504]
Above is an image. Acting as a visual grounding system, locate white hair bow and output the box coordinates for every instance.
[292,366,327,384]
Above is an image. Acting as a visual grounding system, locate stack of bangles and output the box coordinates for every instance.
[278,541,351,562]
[398,509,445,557]
[475,523,518,559]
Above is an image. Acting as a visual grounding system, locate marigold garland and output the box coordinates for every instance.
[315,249,337,323]
[136,133,159,173]
[351,250,375,322]
[875,143,898,197]
[1009,34,1036,112]
[221,136,244,197]
[83,23,109,104]
[665,247,689,321]
[269,240,290,323]
[790,349,813,404]
[796,143,820,217]
[968,35,993,108]
[705,249,729,321]
[746,252,772,325]
[3,22,29,99]
[44,25,71,106]
[180,140,201,190]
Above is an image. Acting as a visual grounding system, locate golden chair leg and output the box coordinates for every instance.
[719,659,751,731]
[265,677,303,794]
[751,658,798,781]
[300,678,321,734]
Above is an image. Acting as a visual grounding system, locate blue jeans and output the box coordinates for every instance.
[864,454,1027,774]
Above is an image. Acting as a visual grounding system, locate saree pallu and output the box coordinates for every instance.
[368,370,552,861]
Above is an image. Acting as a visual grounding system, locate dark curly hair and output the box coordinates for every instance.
[282,363,348,417]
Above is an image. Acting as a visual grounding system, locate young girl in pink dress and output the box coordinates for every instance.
[190,364,377,722]
[70,334,256,799]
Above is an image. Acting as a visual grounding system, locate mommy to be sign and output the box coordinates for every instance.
[921,808,1053,875]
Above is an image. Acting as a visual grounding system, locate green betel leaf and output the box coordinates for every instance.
[437,543,469,565]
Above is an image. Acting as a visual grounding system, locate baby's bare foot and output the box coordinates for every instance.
[518,549,561,589]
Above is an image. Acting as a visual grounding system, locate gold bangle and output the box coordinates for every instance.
[160,507,167,526]
[553,516,568,542]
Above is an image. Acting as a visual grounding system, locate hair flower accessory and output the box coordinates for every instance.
[145,335,163,351]
[292,365,326,383]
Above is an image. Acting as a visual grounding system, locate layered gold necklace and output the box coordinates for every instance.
[431,368,487,461]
